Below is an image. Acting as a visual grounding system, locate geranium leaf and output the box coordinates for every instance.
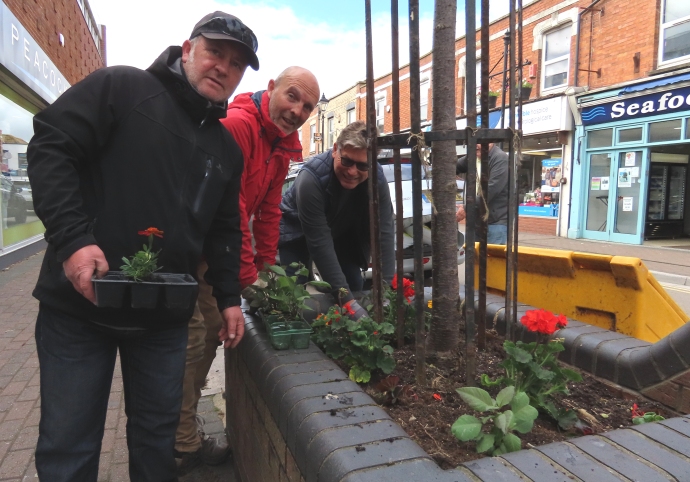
[502,433,522,453]
[476,434,495,453]
[504,344,532,363]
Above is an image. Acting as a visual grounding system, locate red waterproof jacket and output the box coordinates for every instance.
[221,90,303,288]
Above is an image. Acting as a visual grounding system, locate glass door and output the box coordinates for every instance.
[583,150,646,244]
[610,150,645,243]
[668,166,686,220]
[646,165,667,221]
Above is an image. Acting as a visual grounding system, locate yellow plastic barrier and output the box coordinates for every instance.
[475,243,688,343]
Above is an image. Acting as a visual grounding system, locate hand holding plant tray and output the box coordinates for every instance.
[250,263,331,350]
[92,227,198,310]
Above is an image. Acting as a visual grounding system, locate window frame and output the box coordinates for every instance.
[309,124,316,152]
[327,117,335,147]
[346,108,356,125]
[375,98,385,133]
[541,24,572,94]
[658,0,690,67]
[420,78,430,121]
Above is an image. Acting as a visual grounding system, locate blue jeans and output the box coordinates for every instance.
[487,224,508,245]
[35,304,188,482]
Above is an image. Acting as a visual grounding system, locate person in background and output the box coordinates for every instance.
[175,66,320,473]
[26,11,257,481]
[456,143,509,244]
[279,121,395,318]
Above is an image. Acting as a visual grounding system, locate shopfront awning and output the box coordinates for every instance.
[619,72,690,95]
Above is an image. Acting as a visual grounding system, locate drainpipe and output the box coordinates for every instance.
[574,0,604,87]
[564,85,589,239]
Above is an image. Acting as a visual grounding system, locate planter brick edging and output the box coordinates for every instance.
[225,296,690,481]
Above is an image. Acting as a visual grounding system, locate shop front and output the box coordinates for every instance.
[570,72,690,245]
[0,4,70,257]
[456,95,573,235]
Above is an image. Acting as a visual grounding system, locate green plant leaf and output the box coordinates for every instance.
[502,433,522,453]
[560,368,583,382]
[377,354,396,374]
[296,267,309,277]
[633,416,645,425]
[528,361,556,381]
[451,415,482,442]
[510,391,529,412]
[504,344,532,363]
[495,386,516,408]
[512,402,538,433]
[456,387,496,412]
[476,434,495,453]
[480,373,503,387]
[351,331,369,346]
[495,412,509,434]
[349,366,371,383]
[308,281,332,289]
[268,265,287,276]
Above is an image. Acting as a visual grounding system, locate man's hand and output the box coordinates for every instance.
[456,205,466,223]
[240,276,268,301]
[219,306,245,349]
[343,299,368,321]
[63,245,109,304]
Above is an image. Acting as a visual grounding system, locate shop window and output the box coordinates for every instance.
[376,98,385,133]
[309,124,316,152]
[587,128,613,148]
[0,94,38,248]
[686,118,690,139]
[649,119,683,143]
[542,25,571,91]
[618,127,643,143]
[347,108,356,125]
[659,0,690,65]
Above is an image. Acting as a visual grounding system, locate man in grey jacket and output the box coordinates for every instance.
[279,121,395,317]
[455,143,509,244]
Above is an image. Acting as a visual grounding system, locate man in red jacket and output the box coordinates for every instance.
[175,66,320,473]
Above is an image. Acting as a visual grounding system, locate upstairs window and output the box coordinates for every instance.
[542,25,571,91]
[420,79,430,121]
[309,124,315,152]
[327,117,335,147]
[347,108,356,125]
[660,0,690,65]
[376,98,385,133]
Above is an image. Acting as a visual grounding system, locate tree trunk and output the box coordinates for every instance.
[427,0,460,356]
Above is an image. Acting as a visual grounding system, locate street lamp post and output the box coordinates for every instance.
[317,93,328,153]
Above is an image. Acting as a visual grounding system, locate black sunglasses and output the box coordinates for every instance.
[340,155,369,172]
[199,17,258,52]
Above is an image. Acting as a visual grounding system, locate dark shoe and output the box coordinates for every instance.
[195,414,231,465]
[175,449,202,475]
[199,433,231,465]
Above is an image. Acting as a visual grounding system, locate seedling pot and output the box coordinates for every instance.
[259,310,312,350]
[92,271,198,310]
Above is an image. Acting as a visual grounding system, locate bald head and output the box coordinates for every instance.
[267,66,320,135]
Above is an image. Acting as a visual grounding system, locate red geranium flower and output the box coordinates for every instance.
[520,308,567,335]
[138,227,164,238]
[392,276,415,302]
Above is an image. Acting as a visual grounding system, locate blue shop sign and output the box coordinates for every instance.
[581,85,690,126]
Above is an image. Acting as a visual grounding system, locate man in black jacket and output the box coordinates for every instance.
[455,143,509,244]
[279,121,395,317]
[26,12,258,481]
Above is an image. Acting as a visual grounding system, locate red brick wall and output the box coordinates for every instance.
[357,0,673,131]
[518,216,558,235]
[4,0,105,86]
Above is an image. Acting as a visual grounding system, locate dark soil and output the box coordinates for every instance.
[356,329,670,469]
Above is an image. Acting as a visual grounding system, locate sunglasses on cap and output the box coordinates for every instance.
[339,155,369,172]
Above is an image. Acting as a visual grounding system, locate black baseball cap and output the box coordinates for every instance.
[190,12,259,71]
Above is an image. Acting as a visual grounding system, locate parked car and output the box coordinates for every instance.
[280,153,465,283]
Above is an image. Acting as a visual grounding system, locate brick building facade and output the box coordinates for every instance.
[0,0,105,261]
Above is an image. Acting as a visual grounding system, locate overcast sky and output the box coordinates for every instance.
[85,0,508,101]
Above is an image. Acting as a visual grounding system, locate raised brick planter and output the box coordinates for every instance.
[225,296,690,481]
